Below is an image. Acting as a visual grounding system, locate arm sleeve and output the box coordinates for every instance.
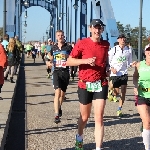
[108,47,121,71]
[108,47,114,67]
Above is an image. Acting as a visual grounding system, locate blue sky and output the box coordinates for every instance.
[0,0,149,42]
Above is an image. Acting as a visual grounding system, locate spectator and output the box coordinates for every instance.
[4,38,20,83]
[1,34,9,51]
[0,44,8,100]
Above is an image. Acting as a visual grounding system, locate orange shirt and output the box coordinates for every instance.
[0,44,7,84]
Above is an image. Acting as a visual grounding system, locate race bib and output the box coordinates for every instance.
[56,60,66,68]
[55,53,66,68]
[86,80,102,92]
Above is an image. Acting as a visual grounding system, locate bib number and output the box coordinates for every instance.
[86,80,102,92]
[56,60,66,68]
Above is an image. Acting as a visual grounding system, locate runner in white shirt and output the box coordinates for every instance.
[37,42,41,58]
[108,34,136,117]
[34,42,38,50]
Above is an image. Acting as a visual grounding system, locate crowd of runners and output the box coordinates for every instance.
[0,18,150,150]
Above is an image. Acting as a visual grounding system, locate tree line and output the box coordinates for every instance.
[117,22,150,49]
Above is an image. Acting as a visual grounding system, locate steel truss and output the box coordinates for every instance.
[6,0,118,46]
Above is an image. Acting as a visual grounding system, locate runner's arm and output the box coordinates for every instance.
[66,56,87,66]
[133,62,140,88]
[108,48,115,68]
[47,47,53,63]
[108,48,118,72]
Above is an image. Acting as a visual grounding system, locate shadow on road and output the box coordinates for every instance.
[61,137,143,150]
[4,54,26,150]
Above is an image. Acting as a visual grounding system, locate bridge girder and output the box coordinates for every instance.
[5,0,118,47]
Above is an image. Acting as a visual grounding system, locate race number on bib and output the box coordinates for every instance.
[56,60,66,68]
[86,80,102,92]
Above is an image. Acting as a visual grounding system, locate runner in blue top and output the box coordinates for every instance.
[1,34,9,51]
[45,39,52,78]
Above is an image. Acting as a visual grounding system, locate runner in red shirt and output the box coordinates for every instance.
[66,19,110,150]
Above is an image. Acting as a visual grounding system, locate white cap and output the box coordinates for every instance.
[48,38,51,41]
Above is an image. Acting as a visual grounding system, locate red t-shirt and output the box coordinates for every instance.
[70,37,110,89]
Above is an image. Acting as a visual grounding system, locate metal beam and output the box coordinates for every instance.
[70,0,72,43]
[138,0,143,61]
[3,0,6,36]
[80,0,87,39]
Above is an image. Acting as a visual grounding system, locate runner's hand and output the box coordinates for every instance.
[134,87,138,95]
[84,57,96,66]
[111,67,117,74]
[131,61,137,67]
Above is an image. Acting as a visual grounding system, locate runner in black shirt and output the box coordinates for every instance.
[49,30,72,123]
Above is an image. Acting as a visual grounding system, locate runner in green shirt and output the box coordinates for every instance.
[41,41,47,62]
[133,46,150,150]
[26,42,33,58]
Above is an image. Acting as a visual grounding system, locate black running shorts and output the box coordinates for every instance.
[111,74,128,88]
[78,85,108,105]
[53,69,70,92]
[137,96,150,106]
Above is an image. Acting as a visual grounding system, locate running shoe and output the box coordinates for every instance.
[117,110,123,117]
[113,96,119,102]
[108,92,113,102]
[75,139,83,150]
[54,116,61,124]
[59,108,62,117]
[47,74,50,78]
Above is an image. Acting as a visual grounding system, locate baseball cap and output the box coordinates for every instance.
[90,19,105,27]
[145,45,150,51]
[48,38,51,42]
[117,34,126,39]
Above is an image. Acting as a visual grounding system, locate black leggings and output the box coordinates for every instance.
[41,53,45,61]
[70,66,78,79]
[0,84,3,93]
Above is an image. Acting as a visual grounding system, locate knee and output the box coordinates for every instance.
[80,114,89,123]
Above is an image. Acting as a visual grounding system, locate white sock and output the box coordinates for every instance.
[96,148,101,150]
[76,134,83,141]
[142,129,150,150]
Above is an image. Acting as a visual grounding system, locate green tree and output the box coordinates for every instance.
[116,21,124,34]
[117,21,150,49]
[130,27,148,48]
